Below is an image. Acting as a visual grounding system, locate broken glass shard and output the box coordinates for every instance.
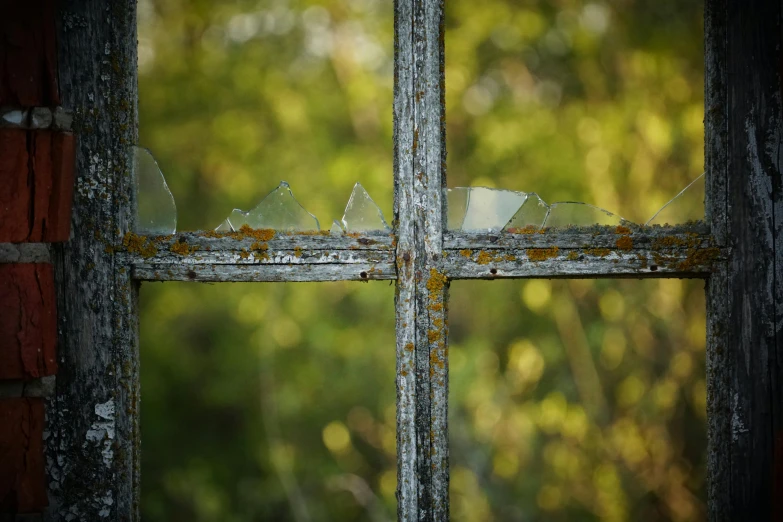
[460,187,527,232]
[646,173,705,225]
[543,202,625,228]
[132,146,177,235]
[503,193,549,232]
[216,181,319,232]
[330,219,345,235]
[215,219,232,232]
[340,183,390,232]
[446,188,469,230]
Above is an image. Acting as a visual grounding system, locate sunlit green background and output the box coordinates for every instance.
[138,0,705,520]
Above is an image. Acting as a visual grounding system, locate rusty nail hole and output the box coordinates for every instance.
[403,252,411,262]
[187,270,197,279]
[490,268,497,275]
[360,271,368,278]
[650,265,658,272]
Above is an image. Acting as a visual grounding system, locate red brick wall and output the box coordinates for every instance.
[0,0,75,515]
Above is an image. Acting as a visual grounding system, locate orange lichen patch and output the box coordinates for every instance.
[584,248,611,258]
[199,225,276,241]
[504,254,517,261]
[636,253,648,268]
[527,246,559,262]
[429,347,446,377]
[428,302,444,312]
[238,249,250,259]
[294,247,303,258]
[250,241,268,252]
[404,343,414,353]
[459,249,473,258]
[616,235,633,251]
[170,240,196,256]
[433,317,444,329]
[238,225,275,241]
[615,225,631,234]
[122,232,158,258]
[507,225,538,234]
[677,247,721,271]
[476,251,493,265]
[567,251,579,261]
[652,236,690,249]
[428,330,440,343]
[426,268,447,295]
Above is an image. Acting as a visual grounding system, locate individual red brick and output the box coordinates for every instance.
[0,398,47,513]
[0,130,30,242]
[44,132,75,242]
[0,264,57,380]
[0,130,75,242]
[0,0,59,106]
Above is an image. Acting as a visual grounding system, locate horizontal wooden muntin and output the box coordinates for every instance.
[123,222,724,282]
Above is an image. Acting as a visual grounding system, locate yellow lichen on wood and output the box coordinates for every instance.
[294,247,303,258]
[170,240,196,256]
[507,225,538,234]
[615,225,631,234]
[677,247,721,271]
[567,251,579,261]
[584,248,611,257]
[476,251,493,265]
[527,246,559,262]
[459,249,473,258]
[122,232,158,258]
[616,235,633,251]
[426,268,447,296]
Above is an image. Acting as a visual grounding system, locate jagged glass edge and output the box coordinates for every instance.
[340,182,390,232]
[330,219,345,235]
[458,186,530,232]
[216,180,320,232]
[444,187,471,231]
[501,192,548,231]
[644,172,705,225]
[132,145,177,235]
[542,201,630,228]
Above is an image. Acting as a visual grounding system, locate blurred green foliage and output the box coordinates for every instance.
[138,0,705,520]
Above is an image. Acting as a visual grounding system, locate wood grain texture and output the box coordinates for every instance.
[705,0,783,519]
[0,264,57,380]
[0,0,59,106]
[394,0,449,519]
[0,399,47,513]
[46,1,139,520]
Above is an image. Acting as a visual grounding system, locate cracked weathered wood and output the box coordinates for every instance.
[47,2,139,520]
[394,0,448,518]
[133,263,396,282]
[124,227,721,282]
[705,0,783,520]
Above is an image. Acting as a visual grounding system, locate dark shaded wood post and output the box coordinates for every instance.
[45,1,139,520]
[705,0,783,520]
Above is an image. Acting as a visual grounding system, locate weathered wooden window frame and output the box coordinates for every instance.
[44,0,780,520]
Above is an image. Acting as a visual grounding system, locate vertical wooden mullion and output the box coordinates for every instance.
[47,1,139,520]
[705,0,783,519]
[394,0,448,519]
